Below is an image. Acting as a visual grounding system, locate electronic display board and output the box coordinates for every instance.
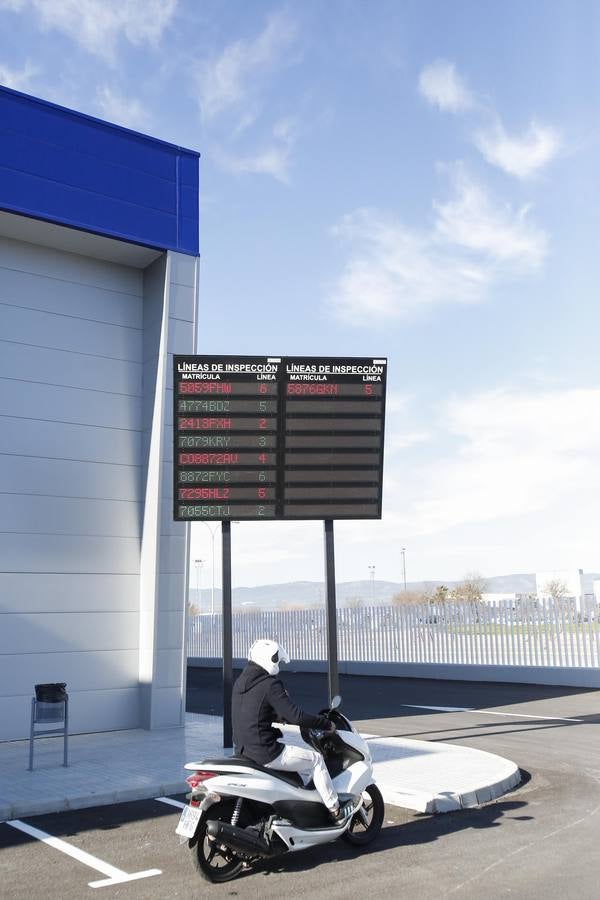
[173,355,387,521]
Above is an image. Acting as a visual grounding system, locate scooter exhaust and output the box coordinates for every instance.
[205,820,274,858]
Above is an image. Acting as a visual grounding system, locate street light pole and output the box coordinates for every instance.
[401,548,407,592]
[201,523,220,615]
[194,559,204,610]
[368,565,375,604]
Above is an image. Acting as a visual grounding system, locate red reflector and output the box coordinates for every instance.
[186,771,215,788]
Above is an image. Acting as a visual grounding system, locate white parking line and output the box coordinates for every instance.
[402,705,469,713]
[6,819,162,889]
[401,704,583,723]
[155,796,187,810]
[470,710,583,723]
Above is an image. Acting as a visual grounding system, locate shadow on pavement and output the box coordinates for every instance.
[385,712,600,744]
[0,796,186,849]
[252,798,533,879]
[186,667,600,723]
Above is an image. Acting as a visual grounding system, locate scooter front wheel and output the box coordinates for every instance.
[342,783,384,846]
[191,799,247,883]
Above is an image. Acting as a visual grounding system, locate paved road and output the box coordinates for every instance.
[1,672,599,899]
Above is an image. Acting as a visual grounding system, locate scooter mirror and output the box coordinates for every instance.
[330,695,342,710]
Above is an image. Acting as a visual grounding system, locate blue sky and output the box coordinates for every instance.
[2,1,599,589]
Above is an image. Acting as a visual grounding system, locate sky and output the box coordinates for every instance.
[1,0,599,591]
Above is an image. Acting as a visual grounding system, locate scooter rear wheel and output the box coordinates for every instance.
[192,799,248,883]
[342,783,384,846]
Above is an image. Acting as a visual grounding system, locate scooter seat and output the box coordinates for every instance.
[200,756,312,789]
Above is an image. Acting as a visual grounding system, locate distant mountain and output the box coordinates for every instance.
[189,572,600,610]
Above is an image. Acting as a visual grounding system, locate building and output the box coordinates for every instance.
[536,569,584,610]
[0,86,199,741]
[481,592,519,605]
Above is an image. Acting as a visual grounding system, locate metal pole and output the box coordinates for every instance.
[402,547,407,591]
[222,521,233,750]
[368,565,375,604]
[201,523,218,614]
[323,519,339,701]
[194,558,203,610]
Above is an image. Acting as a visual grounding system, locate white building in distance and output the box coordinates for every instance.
[536,569,584,609]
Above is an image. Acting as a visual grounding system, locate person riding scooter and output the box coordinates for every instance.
[232,638,353,823]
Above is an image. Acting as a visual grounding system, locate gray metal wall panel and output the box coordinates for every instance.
[156,608,185,650]
[0,303,142,360]
[0,649,139,693]
[164,388,174,427]
[169,282,195,322]
[1,611,139,655]
[0,531,140,574]
[163,425,173,464]
[0,342,142,395]
[158,574,187,611]
[0,495,141,537]
[167,320,195,354]
[0,455,141,501]
[0,416,141,464]
[0,689,140,742]
[0,378,142,429]
[0,573,139,613]
[150,687,184,729]
[0,235,143,294]
[155,648,185,688]
[169,253,196,287]
[160,507,183,536]
[0,264,142,327]
[159,535,187,575]
[0,229,197,742]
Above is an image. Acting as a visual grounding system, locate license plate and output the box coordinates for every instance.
[176,805,202,838]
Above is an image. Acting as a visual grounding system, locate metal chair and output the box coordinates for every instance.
[28,695,69,770]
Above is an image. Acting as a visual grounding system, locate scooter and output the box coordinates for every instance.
[176,695,384,883]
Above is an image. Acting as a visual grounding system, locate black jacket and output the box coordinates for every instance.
[232,661,329,765]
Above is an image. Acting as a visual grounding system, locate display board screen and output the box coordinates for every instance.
[173,355,387,521]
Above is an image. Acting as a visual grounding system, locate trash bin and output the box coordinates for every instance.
[34,682,67,703]
[28,683,69,769]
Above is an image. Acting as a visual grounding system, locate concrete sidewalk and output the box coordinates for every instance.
[0,713,520,821]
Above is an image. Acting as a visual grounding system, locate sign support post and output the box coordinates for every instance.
[323,519,340,702]
[222,521,233,750]
[173,355,387,745]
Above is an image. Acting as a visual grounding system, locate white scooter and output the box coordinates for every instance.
[176,695,384,883]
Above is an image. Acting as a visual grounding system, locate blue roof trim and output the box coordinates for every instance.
[0,85,200,256]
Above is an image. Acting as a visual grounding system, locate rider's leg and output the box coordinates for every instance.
[265,742,338,811]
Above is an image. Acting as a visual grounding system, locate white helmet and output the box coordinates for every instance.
[248,639,290,676]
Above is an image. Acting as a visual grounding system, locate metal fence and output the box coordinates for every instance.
[187,599,600,669]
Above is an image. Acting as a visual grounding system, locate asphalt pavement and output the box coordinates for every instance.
[1,671,599,899]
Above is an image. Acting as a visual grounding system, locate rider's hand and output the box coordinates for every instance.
[324,720,336,733]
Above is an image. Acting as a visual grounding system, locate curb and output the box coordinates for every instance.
[1,781,188,822]
[378,765,521,813]
[369,737,521,814]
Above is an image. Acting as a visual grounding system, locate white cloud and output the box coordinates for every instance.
[0,60,38,91]
[0,0,177,58]
[475,119,561,179]
[386,431,431,453]
[418,60,474,113]
[405,386,600,536]
[198,10,297,121]
[95,85,150,131]
[418,60,562,180]
[212,117,297,184]
[329,168,546,326]
[433,166,546,266]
